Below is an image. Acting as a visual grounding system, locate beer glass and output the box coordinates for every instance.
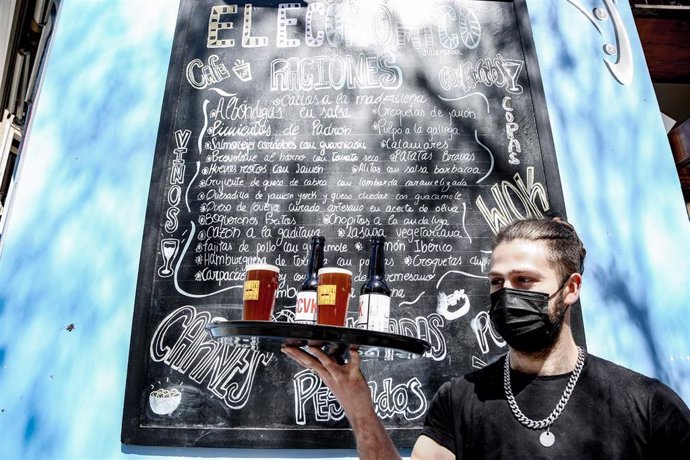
[317,268,352,326]
[242,263,280,321]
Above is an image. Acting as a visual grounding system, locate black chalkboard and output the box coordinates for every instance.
[122,0,585,448]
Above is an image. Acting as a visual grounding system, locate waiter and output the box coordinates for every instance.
[283,217,690,459]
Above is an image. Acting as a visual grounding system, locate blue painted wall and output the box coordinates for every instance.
[0,1,687,458]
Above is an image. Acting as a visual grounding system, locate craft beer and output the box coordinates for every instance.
[358,236,392,332]
[242,263,280,321]
[295,236,325,324]
[317,267,352,326]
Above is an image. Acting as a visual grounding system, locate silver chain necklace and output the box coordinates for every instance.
[503,346,585,448]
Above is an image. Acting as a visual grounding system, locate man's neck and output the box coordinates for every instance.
[509,331,580,376]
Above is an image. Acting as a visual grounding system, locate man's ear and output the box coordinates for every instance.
[564,273,582,306]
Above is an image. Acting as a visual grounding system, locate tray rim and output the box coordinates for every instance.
[206,320,432,355]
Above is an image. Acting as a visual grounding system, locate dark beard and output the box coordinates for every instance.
[521,293,569,359]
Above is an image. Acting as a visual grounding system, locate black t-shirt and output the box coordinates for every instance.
[422,353,690,459]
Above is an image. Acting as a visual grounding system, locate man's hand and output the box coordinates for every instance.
[282,345,402,460]
[281,345,374,421]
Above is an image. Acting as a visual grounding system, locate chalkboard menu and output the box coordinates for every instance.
[122,0,585,448]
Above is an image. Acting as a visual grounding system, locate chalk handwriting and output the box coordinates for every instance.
[205,2,482,52]
[207,5,237,48]
[186,55,230,89]
[150,306,273,410]
[270,53,402,92]
[439,54,524,95]
[345,313,447,361]
[476,166,550,234]
[293,369,427,424]
[471,311,506,354]
[502,96,521,165]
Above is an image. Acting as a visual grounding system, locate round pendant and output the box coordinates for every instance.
[539,430,555,447]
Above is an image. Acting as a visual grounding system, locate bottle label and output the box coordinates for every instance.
[243,280,259,301]
[357,294,390,332]
[317,284,337,305]
[295,291,318,324]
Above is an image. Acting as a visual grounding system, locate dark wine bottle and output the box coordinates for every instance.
[294,236,325,323]
[357,236,391,332]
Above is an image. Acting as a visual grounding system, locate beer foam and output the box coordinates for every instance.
[245,263,280,273]
[318,267,353,276]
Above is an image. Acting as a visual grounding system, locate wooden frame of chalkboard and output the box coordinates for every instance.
[122,0,586,448]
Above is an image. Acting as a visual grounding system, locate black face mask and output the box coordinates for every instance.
[489,284,568,353]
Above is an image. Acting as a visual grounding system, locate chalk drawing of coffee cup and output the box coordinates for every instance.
[149,387,182,415]
[233,59,252,82]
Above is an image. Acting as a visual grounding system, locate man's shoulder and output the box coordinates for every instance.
[583,353,681,400]
[586,352,690,424]
[586,353,659,384]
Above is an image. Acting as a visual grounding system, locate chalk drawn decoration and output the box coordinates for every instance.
[232,59,252,82]
[149,387,182,415]
[566,0,633,85]
[158,238,180,278]
[437,289,471,321]
[458,7,482,49]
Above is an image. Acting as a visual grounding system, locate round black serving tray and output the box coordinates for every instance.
[207,320,431,362]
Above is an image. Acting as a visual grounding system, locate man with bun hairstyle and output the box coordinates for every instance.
[283,217,690,459]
